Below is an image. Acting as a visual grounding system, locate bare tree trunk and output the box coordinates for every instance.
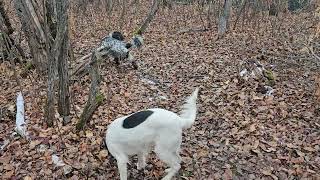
[14,0,48,73]
[162,0,172,9]
[218,0,232,37]
[76,54,103,130]
[45,0,57,39]
[119,0,126,29]
[0,1,14,35]
[45,55,55,127]
[55,0,70,124]
[135,0,159,35]
[105,0,114,14]
[206,0,213,29]
[233,0,248,30]
[0,2,25,60]
[43,0,55,127]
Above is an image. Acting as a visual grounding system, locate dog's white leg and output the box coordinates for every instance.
[116,156,129,180]
[158,152,181,180]
[165,148,182,173]
[156,146,181,180]
[137,152,147,170]
[155,132,183,180]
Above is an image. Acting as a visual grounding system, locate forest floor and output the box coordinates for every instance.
[1,2,320,180]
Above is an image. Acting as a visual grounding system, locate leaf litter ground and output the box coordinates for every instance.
[1,3,320,180]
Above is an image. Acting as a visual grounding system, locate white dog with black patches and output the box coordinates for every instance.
[105,88,199,180]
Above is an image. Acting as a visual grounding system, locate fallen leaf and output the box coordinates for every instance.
[3,170,14,179]
[249,123,256,132]
[85,130,94,138]
[3,164,14,171]
[24,176,32,180]
[303,146,316,152]
[223,167,232,180]
[29,140,41,150]
[98,149,109,160]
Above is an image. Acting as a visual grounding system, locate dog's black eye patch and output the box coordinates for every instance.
[122,110,154,129]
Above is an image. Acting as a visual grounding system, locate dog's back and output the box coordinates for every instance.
[106,108,182,155]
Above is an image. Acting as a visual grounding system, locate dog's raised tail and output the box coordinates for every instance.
[179,88,199,129]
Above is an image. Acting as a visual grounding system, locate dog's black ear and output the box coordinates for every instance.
[125,43,132,49]
[111,31,125,41]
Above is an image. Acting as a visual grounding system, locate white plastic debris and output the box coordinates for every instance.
[52,154,72,175]
[15,92,28,138]
[52,154,66,167]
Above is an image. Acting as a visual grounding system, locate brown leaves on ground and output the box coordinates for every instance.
[1,1,320,180]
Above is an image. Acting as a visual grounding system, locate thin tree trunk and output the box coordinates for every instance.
[14,0,48,73]
[218,0,232,37]
[43,0,55,127]
[0,1,25,59]
[0,1,14,35]
[45,0,57,39]
[55,0,70,124]
[206,0,213,29]
[119,0,126,29]
[135,0,159,35]
[233,0,248,30]
[105,0,114,14]
[76,53,103,130]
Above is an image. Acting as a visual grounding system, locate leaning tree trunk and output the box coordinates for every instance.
[135,0,159,35]
[55,0,71,124]
[218,0,232,37]
[14,0,48,73]
[76,53,103,130]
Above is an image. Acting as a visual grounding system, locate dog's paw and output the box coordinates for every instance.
[137,162,146,170]
[161,176,172,180]
[164,168,172,173]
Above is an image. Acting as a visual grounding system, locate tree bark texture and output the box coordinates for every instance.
[45,45,55,127]
[233,0,248,30]
[218,0,232,37]
[0,1,25,59]
[76,54,103,130]
[0,1,14,35]
[55,0,70,123]
[14,0,48,73]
